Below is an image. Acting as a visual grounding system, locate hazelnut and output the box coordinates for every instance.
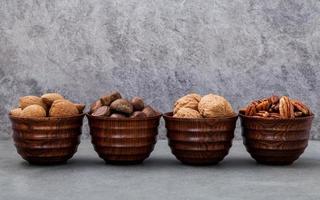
[130,111,147,118]
[90,100,102,113]
[92,106,110,117]
[100,91,122,106]
[142,106,158,117]
[131,97,144,111]
[110,99,133,115]
[109,113,127,118]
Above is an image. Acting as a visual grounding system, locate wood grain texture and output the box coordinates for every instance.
[9,114,85,165]
[163,112,238,165]
[239,112,314,165]
[87,114,161,164]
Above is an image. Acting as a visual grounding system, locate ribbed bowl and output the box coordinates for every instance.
[163,112,238,165]
[87,114,162,164]
[9,114,85,165]
[239,112,314,165]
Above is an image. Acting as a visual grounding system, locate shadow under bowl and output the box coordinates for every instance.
[163,112,238,165]
[86,113,162,165]
[239,112,314,165]
[9,114,85,165]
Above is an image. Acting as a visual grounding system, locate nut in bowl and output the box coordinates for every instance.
[87,91,162,164]
[164,93,238,165]
[9,93,85,165]
[240,95,314,165]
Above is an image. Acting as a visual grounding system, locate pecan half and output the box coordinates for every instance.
[256,100,271,112]
[269,103,279,112]
[255,111,269,117]
[294,112,303,117]
[290,99,310,115]
[270,95,280,104]
[279,96,294,119]
[269,113,281,119]
[245,102,257,116]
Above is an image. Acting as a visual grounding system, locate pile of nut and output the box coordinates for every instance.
[90,91,159,118]
[243,95,312,119]
[173,93,234,118]
[9,93,85,117]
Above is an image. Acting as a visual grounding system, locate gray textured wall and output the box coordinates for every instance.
[0,0,319,140]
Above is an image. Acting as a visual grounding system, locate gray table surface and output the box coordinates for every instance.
[1,139,320,200]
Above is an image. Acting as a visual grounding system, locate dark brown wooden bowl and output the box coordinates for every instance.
[239,112,314,165]
[163,112,238,165]
[87,113,162,164]
[9,114,85,165]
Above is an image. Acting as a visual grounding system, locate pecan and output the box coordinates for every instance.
[255,111,269,117]
[245,102,257,116]
[294,112,303,117]
[269,103,279,112]
[290,99,310,115]
[270,95,280,104]
[268,113,281,119]
[279,96,294,119]
[256,100,271,112]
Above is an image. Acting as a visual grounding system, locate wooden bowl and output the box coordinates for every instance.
[87,113,162,164]
[163,112,238,165]
[9,114,85,165]
[239,112,314,165]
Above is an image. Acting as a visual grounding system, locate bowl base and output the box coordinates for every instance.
[104,159,145,165]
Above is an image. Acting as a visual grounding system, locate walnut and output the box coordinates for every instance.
[173,107,202,118]
[198,94,234,118]
[173,93,201,114]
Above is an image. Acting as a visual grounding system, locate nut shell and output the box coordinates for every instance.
[131,97,145,111]
[19,96,47,110]
[9,108,23,117]
[49,100,79,117]
[130,111,147,118]
[109,113,127,118]
[198,94,234,118]
[173,107,202,118]
[41,93,64,106]
[21,105,46,118]
[100,91,122,106]
[173,93,201,114]
[142,106,158,117]
[92,106,110,117]
[90,100,102,113]
[110,99,133,115]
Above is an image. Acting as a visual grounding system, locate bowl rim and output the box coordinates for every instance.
[238,111,314,121]
[8,113,85,121]
[85,112,162,121]
[163,112,238,121]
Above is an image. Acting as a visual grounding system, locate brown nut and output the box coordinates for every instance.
[279,96,294,119]
[130,111,147,118]
[173,107,202,118]
[256,99,271,112]
[131,97,145,111]
[270,95,280,104]
[198,94,234,118]
[21,105,46,117]
[245,102,257,116]
[19,96,47,110]
[92,106,110,117]
[9,108,23,117]
[90,100,102,113]
[74,103,86,113]
[41,93,64,106]
[290,99,310,115]
[268,113,281,119]
[109,113,127,118]
[100,91,122,106]
[142,106,159,117]
[173,93,201,114]
[294,112,303,117]
[110,99,133,115]
[254,111,269,118]
[49,100,79,117]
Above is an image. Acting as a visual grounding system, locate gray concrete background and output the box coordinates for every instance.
[0,0,320,140]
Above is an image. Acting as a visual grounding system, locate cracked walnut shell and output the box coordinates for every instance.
[173,107,202,118]
[198,94,234,118]
[173,93,201,114]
